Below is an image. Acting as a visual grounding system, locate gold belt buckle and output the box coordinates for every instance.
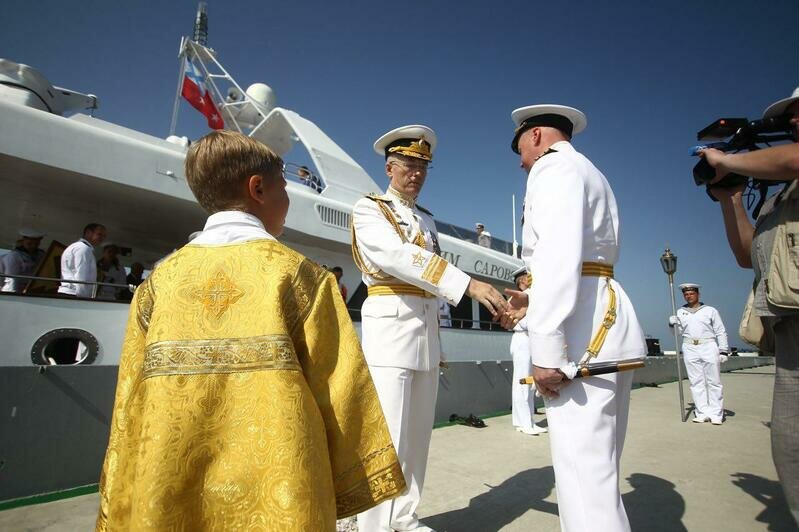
[692,339,699,345]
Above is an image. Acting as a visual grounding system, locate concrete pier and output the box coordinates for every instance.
[1,366,794,531]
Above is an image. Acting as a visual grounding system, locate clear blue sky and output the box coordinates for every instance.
[2,0,798,347]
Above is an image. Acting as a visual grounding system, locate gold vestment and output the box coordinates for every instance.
[96,240,404,531]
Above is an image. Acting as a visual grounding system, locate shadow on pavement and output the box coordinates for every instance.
[423,469,689,532]
[624,473,687,532]
[422,466,557,532]
[732,472,796,531]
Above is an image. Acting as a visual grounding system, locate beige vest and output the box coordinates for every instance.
[765,180,799,309]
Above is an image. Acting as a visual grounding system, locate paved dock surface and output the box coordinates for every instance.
[1,367,795,531]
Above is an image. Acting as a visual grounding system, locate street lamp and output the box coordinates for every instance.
[660,248,688,422]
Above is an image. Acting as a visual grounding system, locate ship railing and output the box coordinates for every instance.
[284,161,325,193]
[0,273,134,299]
[3,274,511,331]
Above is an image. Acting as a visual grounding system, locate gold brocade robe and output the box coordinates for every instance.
[96,240,405,531]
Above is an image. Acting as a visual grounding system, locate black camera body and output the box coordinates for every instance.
[692,116,793,188]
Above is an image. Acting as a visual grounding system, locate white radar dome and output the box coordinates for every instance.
[246,83,276,114]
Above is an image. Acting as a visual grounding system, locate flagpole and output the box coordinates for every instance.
[169,37,188,137]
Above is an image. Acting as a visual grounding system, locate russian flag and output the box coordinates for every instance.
[181,57,224,130]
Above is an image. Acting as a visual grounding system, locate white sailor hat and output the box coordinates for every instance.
[511,265,527,278]
[18,228,44,239]
[475,222,485,228]
[763,87,799,119]
[510,104,587,153]
[373,125,437,161]
[679,283,701,292]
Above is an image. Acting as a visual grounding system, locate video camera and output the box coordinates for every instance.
[691,115,793,188]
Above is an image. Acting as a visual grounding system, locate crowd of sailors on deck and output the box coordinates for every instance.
[0,222,349,304]
[0,223,144,300]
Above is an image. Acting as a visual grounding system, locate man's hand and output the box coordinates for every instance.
[466,279,508,318]
[533,365,568,399]
[699,148,730,184]
[708,183,746,202]
[499,288,529,329]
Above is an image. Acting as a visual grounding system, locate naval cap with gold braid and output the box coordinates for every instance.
[374,125,437,161]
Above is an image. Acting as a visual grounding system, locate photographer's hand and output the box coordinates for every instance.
[702,144,799,182]
[708,182,746,202]
[699,148,730,184]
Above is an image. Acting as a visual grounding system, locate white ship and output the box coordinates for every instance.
[0,5,526,502]
[0,4,772,507]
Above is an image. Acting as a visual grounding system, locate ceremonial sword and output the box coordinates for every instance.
[519,359,645,385]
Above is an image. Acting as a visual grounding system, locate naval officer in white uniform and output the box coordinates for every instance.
[503,105,647,532]
[670,283,729,424]
[352,125,507,532]
[510,267,547,436]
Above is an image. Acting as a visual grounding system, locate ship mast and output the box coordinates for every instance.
[168,2,208,136]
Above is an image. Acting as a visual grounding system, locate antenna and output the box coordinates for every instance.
[193,2,208,45]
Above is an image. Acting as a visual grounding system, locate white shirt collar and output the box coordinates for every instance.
[191,210,276,245]
[79,238,94,249]
[550,140,574,152]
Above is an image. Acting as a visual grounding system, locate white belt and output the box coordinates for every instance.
[684,338,715,345]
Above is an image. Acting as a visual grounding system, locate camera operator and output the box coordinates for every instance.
[700,87,799,524]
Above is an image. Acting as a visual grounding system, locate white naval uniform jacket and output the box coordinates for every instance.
[673,305,729,356]
[352,189,470,371]
[58,239,97,298]
[522,141,646,369]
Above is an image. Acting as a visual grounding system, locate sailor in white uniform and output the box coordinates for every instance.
[510,267,547,435]
[0,228,45,293]
[670,283,729,424]
[58,223,107,298]
[504,105,647,532]
[353,125,507,532]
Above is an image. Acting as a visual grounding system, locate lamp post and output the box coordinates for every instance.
[660,248,688,422]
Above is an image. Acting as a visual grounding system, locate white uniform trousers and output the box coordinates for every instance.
[358,366,439,532]
[545,371,633,532]
[511,335,536,429]
[683,342,723,421]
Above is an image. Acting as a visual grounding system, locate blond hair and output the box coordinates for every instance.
[185,130,283,213]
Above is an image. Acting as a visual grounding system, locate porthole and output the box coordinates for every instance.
[31,329,100,365]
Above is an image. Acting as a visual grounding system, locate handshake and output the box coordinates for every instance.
[464,279,528,329]
[466,283,570,399]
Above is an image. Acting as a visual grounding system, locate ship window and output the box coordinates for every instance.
[31,329,100,365]
[449,295,474,329]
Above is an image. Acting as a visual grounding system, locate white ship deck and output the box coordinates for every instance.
[1,367,794,531]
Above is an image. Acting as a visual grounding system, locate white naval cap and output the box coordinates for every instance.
[763,87,799,119]
[511,265,528,278]
[679,283,701,291]
[510,104,587,153]
[475,222,485,228]
[18,228,44,239]
[373,125,437,161]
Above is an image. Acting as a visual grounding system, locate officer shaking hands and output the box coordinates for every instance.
[352,125,507,532]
